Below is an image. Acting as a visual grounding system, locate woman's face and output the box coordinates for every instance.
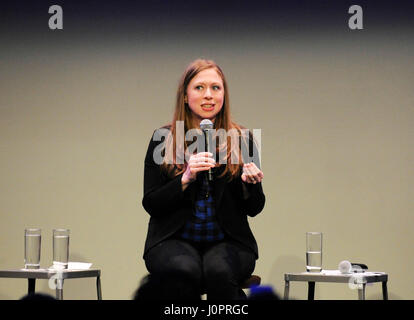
[185,68,224,125]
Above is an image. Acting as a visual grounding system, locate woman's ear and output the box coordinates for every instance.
[184,96,188,103]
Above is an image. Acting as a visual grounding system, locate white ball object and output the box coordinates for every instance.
[338,260,352,274]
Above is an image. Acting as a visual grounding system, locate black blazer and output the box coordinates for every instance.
[142,128,265,259]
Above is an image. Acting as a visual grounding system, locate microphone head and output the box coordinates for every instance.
[338,260,352,274]
[200,119,214,131]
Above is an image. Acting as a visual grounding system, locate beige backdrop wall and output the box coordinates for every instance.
[1,3,413,300]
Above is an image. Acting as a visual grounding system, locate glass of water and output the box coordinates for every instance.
[306,232,322,272]
[53,229,70,269]
[24,228,41,269]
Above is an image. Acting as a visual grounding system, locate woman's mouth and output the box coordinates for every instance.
[201,104,215,111]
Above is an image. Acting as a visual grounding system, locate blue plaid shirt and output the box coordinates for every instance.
[180,175,225,242]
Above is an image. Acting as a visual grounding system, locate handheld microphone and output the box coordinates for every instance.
[200,119,214,181]
[338,260,352,274]
[338,260,368,274]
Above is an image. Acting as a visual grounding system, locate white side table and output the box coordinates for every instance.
[284,270,388,300]
[0,268,102,300]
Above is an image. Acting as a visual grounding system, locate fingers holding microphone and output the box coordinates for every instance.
[182,152,216,185]
[189,152,216,173]
[182,155,263,186]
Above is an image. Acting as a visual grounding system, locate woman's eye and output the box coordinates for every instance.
[195,85,203,90]
[213,85,221,90]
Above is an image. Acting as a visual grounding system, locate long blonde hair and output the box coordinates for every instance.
[161,59,248,181]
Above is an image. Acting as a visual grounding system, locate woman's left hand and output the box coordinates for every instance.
[241,162,264,184]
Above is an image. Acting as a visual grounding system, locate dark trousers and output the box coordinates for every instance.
[144,237,256,300]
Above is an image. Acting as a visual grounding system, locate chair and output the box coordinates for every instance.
[241,274,262,289]
[200,274,261,296]
[139,273,261,299]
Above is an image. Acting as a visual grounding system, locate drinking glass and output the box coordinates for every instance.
[24,228,41,269]
[306,232,322,272]
[53,229,70,269]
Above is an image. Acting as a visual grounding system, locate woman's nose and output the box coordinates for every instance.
[204,88,213,98]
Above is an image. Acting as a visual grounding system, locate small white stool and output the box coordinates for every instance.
[284,270,388,300]
[0,268,102,300]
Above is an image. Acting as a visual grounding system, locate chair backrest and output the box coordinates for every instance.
[241,275,261,289]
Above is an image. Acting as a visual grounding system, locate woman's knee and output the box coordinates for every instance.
[167,255,203,283]
[204,262,234,284]
[145,240,203,282]
[203,243,256,284]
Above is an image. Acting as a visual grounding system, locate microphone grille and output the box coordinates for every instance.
[338,260,352,274]
[200,119,214,130]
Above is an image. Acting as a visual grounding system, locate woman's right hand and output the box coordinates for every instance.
[181,152,216,187]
